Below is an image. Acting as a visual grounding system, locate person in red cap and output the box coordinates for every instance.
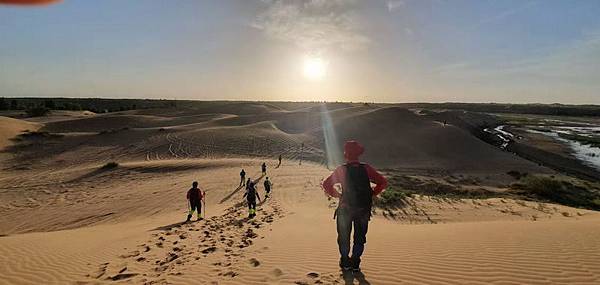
[322,140,388,272]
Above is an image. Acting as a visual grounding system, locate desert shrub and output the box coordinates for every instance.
[25,106,50,117]
[19,131,63,139]
[374,186,408,207]
[511,175,600,210]
[101,161,119,169]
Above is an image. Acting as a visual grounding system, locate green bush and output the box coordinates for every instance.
[512,175,600,210]
[374,187,408,207]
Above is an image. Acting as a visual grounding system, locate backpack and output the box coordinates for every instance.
[188,187,202,201]
[341,163,372,214]
[246,183,257,199]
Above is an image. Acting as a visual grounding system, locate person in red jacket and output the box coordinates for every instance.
[322,140,388,272]
[186,181,205,222]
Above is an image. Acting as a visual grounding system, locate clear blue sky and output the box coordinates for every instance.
[1,0,599,104]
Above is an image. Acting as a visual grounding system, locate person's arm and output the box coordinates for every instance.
[364,164,388,196]
[322,166,344,198]
[186,189,191,200]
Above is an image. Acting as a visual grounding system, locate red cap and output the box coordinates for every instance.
[344,140,364,161]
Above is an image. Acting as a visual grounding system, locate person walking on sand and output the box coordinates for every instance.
[243,179,261,218]
[186,181,205,222]
[261,162,267,175]
[277,154,282,168]
[240,169,246,187]
[264,177,272,199]
[322,140,388,272]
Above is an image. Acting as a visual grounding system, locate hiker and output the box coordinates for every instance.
[240,169,246,186]
[261,162,267,175]
[277,154,282,168]
[322,140,388,272]
[243,179,261,218]
[186,181,205,222]
[264,177,272,198]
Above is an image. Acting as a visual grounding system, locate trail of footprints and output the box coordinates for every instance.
[88,200,285,284]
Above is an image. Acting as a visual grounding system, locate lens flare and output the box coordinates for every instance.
[320,104,342,169]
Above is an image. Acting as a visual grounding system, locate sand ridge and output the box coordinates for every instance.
[1,105,599,284]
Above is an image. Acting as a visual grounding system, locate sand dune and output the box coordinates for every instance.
[1,106,598,284]
[319,107,547,173]
[0,116,39,150]
[0,160,598,284]
[5,105,552,177]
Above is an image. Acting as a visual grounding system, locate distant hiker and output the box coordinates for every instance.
[186,181,205,222]
[261,162,267,175]
[322,141,388,272]
[243,179,261,218]
[264,177,272,198]
[277,154,282,168]
[240,169,246,187]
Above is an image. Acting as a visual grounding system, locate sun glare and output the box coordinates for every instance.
[303,56,327,80]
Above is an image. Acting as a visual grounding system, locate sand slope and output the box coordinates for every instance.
[0,116,39,150]
[1,160,599,284]
[319,107,546,173]
[3,106,551,177]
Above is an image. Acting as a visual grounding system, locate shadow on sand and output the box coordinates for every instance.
[342,271,371,285]
[219,174,266,204]
[151,219,202,231]
[152,221,186,231]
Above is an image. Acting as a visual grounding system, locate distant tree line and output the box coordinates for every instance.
[0,97,178,116]
[1,98,598,118]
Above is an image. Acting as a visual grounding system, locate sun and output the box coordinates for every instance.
[303,56,328,80]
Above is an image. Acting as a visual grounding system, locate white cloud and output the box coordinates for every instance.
[252,0,369,53]
[387,0,405,12]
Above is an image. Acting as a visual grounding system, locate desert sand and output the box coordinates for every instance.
[1,105,599,284]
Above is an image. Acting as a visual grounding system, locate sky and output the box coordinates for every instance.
[0,0,599,104]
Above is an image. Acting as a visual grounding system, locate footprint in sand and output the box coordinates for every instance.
[119,250,140,258]
[201,246,217,254]
[219,270,239,278]
[89,262,108,279]
[271,268,284,277]
[108,273,138,281]
[249,258,260,267]
[103,202,285,282]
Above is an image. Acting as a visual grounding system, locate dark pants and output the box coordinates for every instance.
[247,199,257,215]
[187,200,202,220]
[336,208,369,260]
[190,200,201,212]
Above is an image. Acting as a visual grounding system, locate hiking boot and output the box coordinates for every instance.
[350,257,361,272]
[339,256,351,271]
[186,214,192,222]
